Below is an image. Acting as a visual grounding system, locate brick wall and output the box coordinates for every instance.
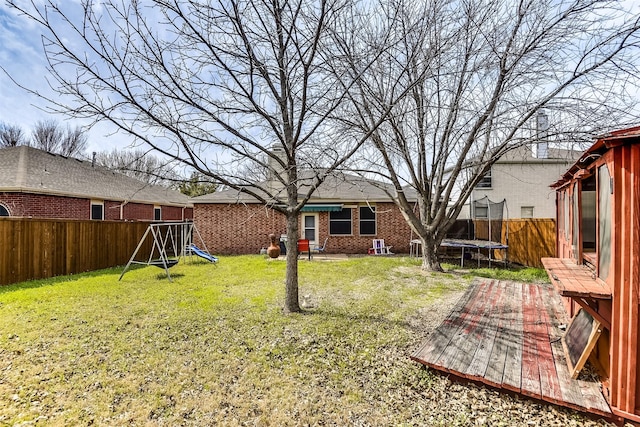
[194,202,412,255]
[162,205,188,221]
[0,192,89,219]
[195,203,287,254]
[0,192,192,222]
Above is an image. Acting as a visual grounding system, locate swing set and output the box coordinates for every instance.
[119,222,217,282]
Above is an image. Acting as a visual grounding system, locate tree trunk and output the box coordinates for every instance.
[284,212,301,313]
[420,236,444,272]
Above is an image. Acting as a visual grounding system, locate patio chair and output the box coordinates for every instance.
[297,239,312,261]
[312,237,328,254]
[370,239,393,255]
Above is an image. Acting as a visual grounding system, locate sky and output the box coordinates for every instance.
[2,0,640,161]
[0,3,131,155]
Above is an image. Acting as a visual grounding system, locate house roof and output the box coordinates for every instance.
[0,145,191,207]
[192,169,410,205]
[551,126,640,188]
[493,144,582,163]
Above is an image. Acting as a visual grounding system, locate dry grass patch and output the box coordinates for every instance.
[0,256,614,426]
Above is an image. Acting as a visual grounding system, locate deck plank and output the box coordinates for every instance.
[410,281,483,365]
[466,280,506,379]
[501,282,524,393]
[521,283,542,398]
[536,283,563,403]
[411,279,610,417]
[483,281,516,387]
[437,280,497,374]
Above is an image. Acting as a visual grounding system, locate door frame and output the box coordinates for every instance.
[301,213,319,245]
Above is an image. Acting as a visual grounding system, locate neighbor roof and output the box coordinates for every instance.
[192,169,412,204]
[0,145,191,207]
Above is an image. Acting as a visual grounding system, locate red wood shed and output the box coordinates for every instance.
[542,126,640,423]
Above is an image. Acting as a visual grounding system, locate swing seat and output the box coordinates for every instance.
[148,259,179,268]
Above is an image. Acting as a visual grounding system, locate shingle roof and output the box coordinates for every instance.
[0,145,191,207]
[192,169,411,204]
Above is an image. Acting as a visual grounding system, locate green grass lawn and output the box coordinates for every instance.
[0,256,604,426]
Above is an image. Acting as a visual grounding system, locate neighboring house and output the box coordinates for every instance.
[460,143,582,220]
[541,126,640,424]
[0,145,193,221]
[192,170,414,255]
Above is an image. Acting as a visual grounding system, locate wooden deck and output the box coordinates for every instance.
[411,279,611,417]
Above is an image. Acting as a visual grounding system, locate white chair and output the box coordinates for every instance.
[313,237,328,254]
[371,239,393,255]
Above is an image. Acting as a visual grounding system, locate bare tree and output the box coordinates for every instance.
[0,122,27,147]
[31,119,63,153]
[59,125,89,157]
[95,148,182,187]
[31,119,87,157]
[6,0,407,312]
[337,0,640,271]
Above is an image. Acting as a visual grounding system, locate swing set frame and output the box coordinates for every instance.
[119,222,213,282]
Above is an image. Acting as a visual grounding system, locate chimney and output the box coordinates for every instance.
[267,145,287,193]
[536,111,549,159]
[92,151,97,167]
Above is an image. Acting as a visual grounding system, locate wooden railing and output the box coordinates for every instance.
[0,218,154,286]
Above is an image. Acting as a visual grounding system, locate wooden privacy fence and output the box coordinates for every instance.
[0,218,154,286]
[501,218,556,268]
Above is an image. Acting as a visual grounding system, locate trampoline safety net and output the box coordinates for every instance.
[472,196,506,243]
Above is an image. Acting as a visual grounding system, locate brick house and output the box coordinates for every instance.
[192,171,414,255]
[0,145,192,221]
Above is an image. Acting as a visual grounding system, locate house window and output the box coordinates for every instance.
[329,208,352,235]
[476,168,492,188]
[521,206,534,218]
[154,206,162,221]
[0,204,9,216]
[359,206,376,235]
[91,201,104,220]
[474,206,488,218]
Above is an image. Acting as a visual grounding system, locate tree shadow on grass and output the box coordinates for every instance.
[0,266,124,294]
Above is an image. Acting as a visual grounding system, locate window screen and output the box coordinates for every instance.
[329,209,352,235]
[359,206,376,235]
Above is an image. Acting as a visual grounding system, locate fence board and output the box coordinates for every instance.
[503,219,556,268]
[0,218,155,286]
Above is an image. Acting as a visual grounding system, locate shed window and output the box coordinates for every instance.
[563,189,570,241]
[359,206,376,235]
[571,183,579,259]
[598,164,612,280]
[0,204,9,216]
[154,206,162,221]
[91,201,104,220]
[329,209,352,235]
